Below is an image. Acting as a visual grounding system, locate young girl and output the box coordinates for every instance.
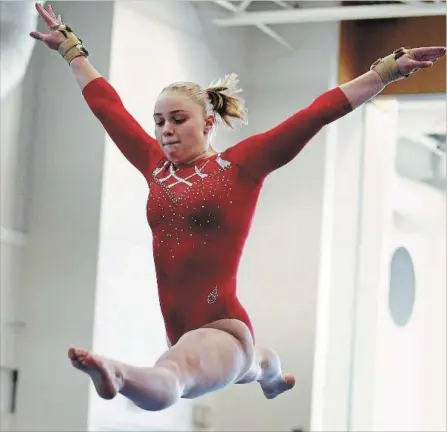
[30,2,445,412]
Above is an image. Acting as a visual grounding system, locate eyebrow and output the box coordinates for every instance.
[153,110,187,116]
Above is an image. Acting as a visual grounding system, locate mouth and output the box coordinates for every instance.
[163,141,180,147]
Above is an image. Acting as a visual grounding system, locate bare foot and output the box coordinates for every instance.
[68,347,124,400]
[260,373,296,399]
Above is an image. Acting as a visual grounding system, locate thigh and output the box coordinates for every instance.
[157,319,255,399]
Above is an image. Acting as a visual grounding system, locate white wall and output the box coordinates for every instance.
[365,103,446,432]
[1,83,26,366]
[1,80,27,432]
[311,102,366,432]
[1,6,42,429]
[324,99,447,432]
[11,2,114,430]
[0,1,38,100]
[373,178,446,432]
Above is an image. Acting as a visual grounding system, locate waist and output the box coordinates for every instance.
[157,274,236,303]
[154,254,238,289]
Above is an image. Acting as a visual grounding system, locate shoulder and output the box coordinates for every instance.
[217,145,264,185]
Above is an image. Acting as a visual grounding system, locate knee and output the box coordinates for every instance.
[135,366,182,412]
[135,395,178,412]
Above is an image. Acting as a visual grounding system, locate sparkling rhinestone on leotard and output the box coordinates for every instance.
[147,154,233,255]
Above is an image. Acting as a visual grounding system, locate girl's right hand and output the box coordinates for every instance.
[29,3,66,50]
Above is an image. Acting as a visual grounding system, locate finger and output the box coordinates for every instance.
[29,31,48,42]
[48,4,60,23]
[411,46,446,58]
[35,2,51,24]
[433,49,446,59]
[409,59,434,70]
[47,4,64,26]
[420,61,434,68]
[35,2,57,28]
[45,4,57,20]
[420,53,445,62]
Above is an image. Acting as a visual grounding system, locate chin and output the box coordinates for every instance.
[167,156,183,164]
[163,148,186,164]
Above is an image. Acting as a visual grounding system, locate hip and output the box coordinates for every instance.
[163,293,254,346]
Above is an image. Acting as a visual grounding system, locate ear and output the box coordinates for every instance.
[203,115,215,135]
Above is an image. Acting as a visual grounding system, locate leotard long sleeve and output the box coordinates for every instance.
[83,77,352,345]
[83,77,164,174]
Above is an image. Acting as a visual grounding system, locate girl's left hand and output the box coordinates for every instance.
[397,46,446,76]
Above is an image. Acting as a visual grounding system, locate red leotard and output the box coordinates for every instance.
[82,78,352,345]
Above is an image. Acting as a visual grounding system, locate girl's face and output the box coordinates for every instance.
[154,91,214,165]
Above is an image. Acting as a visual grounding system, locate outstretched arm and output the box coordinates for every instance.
[340,70,384,110]
[74,57,163,175]
[230,46,446,181]
[340,46,445,109]
[70,55,101,90]
[30,3,163,176]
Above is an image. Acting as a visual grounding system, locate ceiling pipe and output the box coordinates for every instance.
[213,3,446,27]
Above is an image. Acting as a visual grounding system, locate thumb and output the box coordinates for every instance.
[29,31,47,42]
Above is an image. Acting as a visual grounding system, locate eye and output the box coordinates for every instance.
[154,119,164,126]
[173,118,186,124]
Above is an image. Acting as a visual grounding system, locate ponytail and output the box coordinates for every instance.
[205,73,247,129]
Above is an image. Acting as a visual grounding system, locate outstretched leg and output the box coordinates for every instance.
[68,319,255,411]
[237,346,295,399]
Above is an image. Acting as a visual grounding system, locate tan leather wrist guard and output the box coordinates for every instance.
[370,47,414,85]
[50,24,89,65]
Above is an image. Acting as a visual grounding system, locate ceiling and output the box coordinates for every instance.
[196,1,446,22]
[191,1,445,50]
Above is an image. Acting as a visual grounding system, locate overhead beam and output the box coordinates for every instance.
[272,0,295,9]
[213,0,237,13]
[237,0,253,12]
[213,3,446,26]
[212,0,294,51]
[256,23,294,51]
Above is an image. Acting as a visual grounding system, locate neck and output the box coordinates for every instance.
[174,149,217,168]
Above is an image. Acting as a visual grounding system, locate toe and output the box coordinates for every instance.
[85,355,99,368]
[68,346,87,357]
[68,347,77,360]
[283,373,296,391]
[76,348,89,358]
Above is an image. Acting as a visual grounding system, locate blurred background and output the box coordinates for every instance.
[0,1,445,431]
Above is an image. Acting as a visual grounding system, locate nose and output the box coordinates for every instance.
[162,122,174,137]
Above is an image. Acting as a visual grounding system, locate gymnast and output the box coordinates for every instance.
[30,2,445,411]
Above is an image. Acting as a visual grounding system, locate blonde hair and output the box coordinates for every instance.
[162,73,248,129]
